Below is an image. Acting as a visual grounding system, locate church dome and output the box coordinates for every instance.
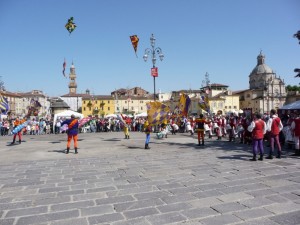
[250,52,273,75]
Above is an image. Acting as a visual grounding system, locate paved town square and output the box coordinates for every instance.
[0,132,299,225]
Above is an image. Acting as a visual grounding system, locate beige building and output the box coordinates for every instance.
[114,96,152,115]
[200,84,240,115]
[237,52,286,114]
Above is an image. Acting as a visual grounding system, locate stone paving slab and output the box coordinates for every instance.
[0,132,300,225]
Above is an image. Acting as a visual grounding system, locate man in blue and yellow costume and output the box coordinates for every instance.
[144,120,151,149]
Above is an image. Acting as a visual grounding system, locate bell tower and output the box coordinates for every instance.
[68,62,77,94]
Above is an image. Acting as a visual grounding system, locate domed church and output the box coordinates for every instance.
[236,51,286,114]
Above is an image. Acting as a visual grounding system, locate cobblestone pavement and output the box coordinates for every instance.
[0,132,299,225]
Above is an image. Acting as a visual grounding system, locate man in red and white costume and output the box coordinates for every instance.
[266,109,283,159]
[291,113,300,155]
[248,113,267,161]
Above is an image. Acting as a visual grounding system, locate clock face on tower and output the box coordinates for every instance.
[70,88,75,93]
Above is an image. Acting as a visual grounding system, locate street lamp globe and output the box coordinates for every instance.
[143,54,148,62]
[150,34,156,47]
[159,53,164,61]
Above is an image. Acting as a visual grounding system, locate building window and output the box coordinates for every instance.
[95,101,97,104]
[117,107,119,111]
[108,107,110,110]
[141,107,143,110]
[229,106,231,109]
[140,101,143,103]
[225,106,227,109]
[89,107,91,111]
[108,101,110,103]
[125,101,127,103]
[84,101,85,104]
[234,106,237,109]
[131,107,134,110]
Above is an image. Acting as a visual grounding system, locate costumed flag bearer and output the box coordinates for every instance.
[121,114,131,139]
[61,114,79,154]
[11,117,26,144]
[144,120,151,149]
[195,114,206,146]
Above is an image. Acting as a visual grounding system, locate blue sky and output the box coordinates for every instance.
[0,0,299,97]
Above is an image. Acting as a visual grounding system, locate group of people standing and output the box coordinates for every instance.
[191,109,287,161]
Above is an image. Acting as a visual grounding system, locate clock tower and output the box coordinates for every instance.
[68,62,77,94]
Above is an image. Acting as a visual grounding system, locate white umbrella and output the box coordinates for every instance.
[135,112,147,118]
[104,114,117,118]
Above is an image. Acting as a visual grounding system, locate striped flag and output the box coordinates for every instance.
[62,58,66,77]
[0,95,9,114]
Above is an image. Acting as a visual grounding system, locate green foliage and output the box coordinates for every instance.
[286,85,300,92]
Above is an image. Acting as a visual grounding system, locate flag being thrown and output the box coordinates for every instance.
[130,35,139,57]
[62,58,66,77]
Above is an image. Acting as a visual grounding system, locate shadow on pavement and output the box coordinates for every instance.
[48,149,66,154]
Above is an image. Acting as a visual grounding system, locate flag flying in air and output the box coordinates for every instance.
[198,95,210,113]
[62,58,66,77]
[178,93,191,117]
[130,35,139,57]
[146,101,170,126]
[0,95,9,114]
[65,17,77,35]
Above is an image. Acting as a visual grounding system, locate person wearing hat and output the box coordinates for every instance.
[61,114,79,154]
[144,120,151,149]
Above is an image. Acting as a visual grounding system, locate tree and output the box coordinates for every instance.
[286,85,300,92]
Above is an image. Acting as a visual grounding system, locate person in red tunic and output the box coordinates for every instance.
[291,113,300,155]
[248,113,267,161]
[195,114,206,146]
[266,109,283,159]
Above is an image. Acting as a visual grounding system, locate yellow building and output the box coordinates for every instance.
[82,95,115,117]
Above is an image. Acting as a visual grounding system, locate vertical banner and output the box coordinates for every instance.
[151,67,158,77]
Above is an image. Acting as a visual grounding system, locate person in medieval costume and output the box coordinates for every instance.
[11,117,26,144]
[195,114,206,146]
[266,109,283,159]
[248,113,267,161]
[61,114,79,154]
[144,120,151,149]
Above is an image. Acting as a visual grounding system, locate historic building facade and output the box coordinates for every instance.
[238,52,286,114]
